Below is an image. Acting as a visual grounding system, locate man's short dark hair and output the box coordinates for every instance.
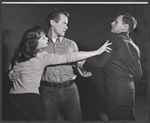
[46,8,69,27]
[119,12,137,32]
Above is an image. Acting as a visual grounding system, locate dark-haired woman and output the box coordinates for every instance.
[8,26,111,121]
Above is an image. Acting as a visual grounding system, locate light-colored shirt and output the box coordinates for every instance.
[10,51,80,94]
[41,37,78,83]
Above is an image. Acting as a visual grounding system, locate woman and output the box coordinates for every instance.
[8,26,111,121]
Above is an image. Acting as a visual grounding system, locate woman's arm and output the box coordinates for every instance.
[42,40,112,66]
[9,41,111,81]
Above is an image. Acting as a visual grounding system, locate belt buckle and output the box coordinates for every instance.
[58,83,63,88]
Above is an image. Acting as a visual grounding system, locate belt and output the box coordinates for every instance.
[41,80,74,88]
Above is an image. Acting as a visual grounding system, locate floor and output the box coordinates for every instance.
[134,96,148,121]
[58,86,149,121]
[134,83,148,121]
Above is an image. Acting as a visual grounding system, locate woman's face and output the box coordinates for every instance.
[37,32,48,49]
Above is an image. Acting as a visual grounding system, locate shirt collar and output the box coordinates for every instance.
[118,32,130,41]
[118,32,128,37]
[50,36,63,43]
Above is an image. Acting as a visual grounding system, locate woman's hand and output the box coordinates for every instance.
[97,40,112,54]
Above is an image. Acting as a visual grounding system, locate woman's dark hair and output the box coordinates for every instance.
[16,26,46,62]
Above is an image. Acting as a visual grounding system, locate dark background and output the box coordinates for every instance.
[2,3,148,120]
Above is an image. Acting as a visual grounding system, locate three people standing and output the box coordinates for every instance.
[8,8,142,121]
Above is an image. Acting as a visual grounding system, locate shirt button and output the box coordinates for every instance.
[57,70,59,72]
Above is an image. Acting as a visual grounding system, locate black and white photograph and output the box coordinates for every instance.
[2,1,148,121]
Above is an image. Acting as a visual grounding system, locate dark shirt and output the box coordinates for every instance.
[83,32,142,106]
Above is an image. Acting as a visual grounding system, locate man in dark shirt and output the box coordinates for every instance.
[83,13,142,120]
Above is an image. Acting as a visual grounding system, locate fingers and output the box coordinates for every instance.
[106,47,112,51]
[97,40,112,54]
[103,40,112,53]
[105,48,112,53]
[105,50,111,53]
[105,43,112,46]
[106,43,112,46]
[104,40,112,46]
[105,40,109,44]
[104,45,112,53]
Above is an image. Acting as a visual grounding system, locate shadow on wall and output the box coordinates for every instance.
[2,30,14,120]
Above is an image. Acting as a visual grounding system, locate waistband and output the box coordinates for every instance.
[41,80,74,88]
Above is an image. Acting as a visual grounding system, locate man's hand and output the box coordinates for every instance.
[76,60,92,77]
[8,70,19,82]
[77,60,86,68]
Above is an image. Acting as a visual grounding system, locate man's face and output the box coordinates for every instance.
[111,15,125,34]
[53,14,68,37]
